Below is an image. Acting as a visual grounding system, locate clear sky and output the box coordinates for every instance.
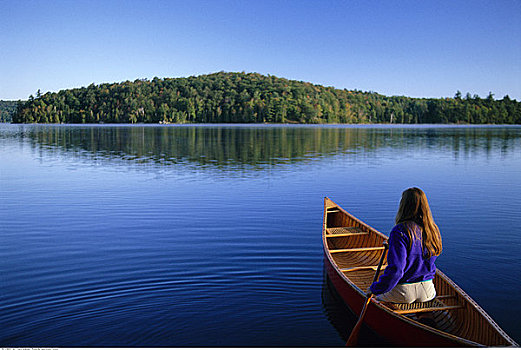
[1,0,520,100]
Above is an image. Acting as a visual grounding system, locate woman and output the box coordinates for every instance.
[369,187,443,303]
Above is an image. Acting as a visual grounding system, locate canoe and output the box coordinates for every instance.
[323,197,518,347]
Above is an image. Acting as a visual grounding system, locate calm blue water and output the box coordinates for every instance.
[1,124,520,346]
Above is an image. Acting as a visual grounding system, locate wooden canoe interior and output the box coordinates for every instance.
[324,199,517,347]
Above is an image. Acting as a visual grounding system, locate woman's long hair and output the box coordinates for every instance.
[395,187,442,258]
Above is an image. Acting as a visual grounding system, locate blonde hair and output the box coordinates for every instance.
[395,187,442,258]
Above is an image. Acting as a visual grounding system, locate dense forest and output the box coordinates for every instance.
[9,72,521,124]
[0,100,19,122]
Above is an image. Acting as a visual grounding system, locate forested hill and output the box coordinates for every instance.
[11,72,521,124]
[1,100,19,123]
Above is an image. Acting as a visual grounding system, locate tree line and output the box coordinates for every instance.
[9,72,521,124]
[0,100,18,122]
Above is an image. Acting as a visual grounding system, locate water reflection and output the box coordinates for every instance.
[321,268,389,347]
[2,125,520,173]
[1,123,520,346]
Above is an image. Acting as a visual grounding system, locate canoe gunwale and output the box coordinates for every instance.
[434,269,518,346]
[322,197,518,347]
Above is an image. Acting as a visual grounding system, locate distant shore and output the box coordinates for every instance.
[6,72,521,125]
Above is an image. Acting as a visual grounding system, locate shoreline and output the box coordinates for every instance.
[3,122,521,127]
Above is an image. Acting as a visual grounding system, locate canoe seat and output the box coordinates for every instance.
[330,246,385,254]
[383,295,463,314]
[341,265,388,272]
[326,227,369,237]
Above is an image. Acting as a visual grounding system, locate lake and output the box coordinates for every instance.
[1,124,520,347]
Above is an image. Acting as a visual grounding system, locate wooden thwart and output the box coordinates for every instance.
[341,265,388,272]
[325,232,369,238]
[384,296,464,315]
[393,304,463,314]
[330,247,385,253]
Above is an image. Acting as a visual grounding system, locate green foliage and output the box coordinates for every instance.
[11,72,521,124]
[0,100,20,123]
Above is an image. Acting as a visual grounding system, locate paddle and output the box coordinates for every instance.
[345,241,389,347]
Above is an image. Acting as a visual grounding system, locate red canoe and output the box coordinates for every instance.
[323,197,518,347]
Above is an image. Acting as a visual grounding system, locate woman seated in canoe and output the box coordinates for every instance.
[369,187,442,303]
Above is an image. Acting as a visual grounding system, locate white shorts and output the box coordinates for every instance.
[376,280,436,304]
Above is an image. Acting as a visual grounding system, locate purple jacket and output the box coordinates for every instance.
[370,222,437,295]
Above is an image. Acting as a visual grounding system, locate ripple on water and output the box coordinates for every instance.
[1,125,520,346]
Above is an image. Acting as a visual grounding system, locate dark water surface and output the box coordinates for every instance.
[1,124,520,347]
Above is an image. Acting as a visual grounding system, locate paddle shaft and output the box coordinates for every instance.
[345,241,389,347]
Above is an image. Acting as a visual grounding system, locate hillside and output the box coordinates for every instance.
[11,72,521,124]
[1,100,19,123]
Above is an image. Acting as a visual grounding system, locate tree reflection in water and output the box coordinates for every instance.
[321,266,390,347]
[9,124,521,176]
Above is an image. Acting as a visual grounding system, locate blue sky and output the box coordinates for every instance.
[1,0,520,100]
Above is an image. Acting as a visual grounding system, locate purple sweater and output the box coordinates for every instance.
[370,222,437,295]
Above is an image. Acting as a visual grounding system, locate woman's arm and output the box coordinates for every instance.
[369,225,408,295]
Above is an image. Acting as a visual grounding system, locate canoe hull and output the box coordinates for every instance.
[324,255,468,347]
[323,197,518,347]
